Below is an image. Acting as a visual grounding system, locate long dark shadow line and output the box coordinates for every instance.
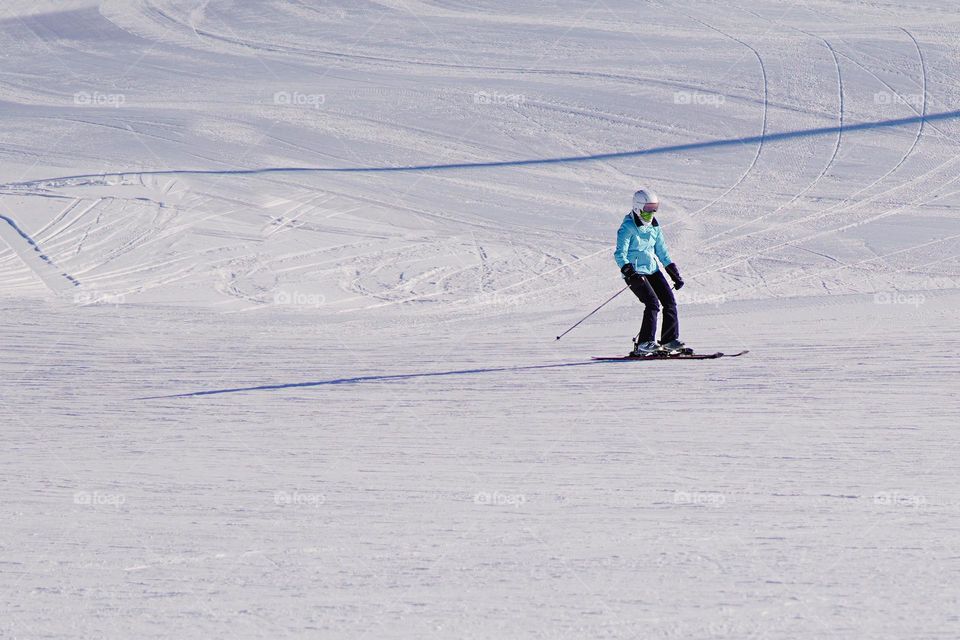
[0,214,81,286]
[9,110,960,187]
[136,360,609,400]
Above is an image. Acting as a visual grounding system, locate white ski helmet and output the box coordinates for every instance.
[632,189,659,224]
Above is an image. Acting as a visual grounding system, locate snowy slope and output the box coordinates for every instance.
[1,1,958,638]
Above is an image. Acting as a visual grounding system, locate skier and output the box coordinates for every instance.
[614,189,686,356]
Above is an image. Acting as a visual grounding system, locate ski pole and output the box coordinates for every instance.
[556,286,628,340]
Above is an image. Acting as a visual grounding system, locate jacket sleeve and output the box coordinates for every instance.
[654,228,672,267]
[614,223,631,269]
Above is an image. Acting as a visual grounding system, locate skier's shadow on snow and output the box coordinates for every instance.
[137,361,606,400]
[11,110,960,186]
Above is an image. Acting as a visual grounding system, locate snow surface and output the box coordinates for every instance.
[1,1,958,638]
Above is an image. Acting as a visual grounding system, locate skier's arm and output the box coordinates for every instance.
[656,230,684,289]
[654,228,673,267]
[614,224,631,269]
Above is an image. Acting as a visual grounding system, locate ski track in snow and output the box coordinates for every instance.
[664,5,771,217]
[701,3,846,244]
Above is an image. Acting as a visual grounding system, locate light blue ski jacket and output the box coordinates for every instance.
[614,213,673,276]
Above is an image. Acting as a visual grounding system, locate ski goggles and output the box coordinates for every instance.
[637,201,659,213]
[634,202,660,224]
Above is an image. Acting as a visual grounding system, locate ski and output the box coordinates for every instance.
[592,350,749,361]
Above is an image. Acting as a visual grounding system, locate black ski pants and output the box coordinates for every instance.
[627,269,679,343]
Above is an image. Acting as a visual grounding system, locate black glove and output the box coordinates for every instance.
[621,263,644,286]
[664,263,684,290]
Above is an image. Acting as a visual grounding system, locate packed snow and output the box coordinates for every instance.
[1,1,958,638]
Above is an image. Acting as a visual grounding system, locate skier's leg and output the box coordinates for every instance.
[627,276,660,343]
[649,270,679,342]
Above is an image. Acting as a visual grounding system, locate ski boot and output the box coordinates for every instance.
[659,339,692,356]
[631,339,665,357]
